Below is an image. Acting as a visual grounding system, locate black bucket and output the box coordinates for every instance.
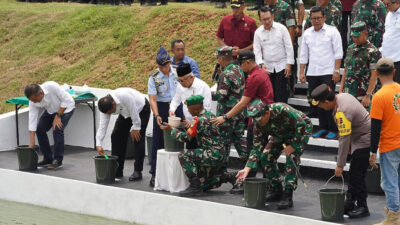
[16,145,39,171]
[366,166,384,194]
[319,175,346,222]
[244,178,268,208]
[163,129,184,152]
[93,156,119,184]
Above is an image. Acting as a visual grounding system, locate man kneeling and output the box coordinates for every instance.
[162,95,238,196]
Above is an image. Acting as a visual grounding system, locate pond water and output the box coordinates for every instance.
[0,199,139,225]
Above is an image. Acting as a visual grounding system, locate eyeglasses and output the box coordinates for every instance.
[178,76,191,83]
[310,16,323,21]
[385,2,391,7]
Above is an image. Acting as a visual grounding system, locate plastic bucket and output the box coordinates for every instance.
[93,156,119,184]
[168,116,181,128]
[16,145,39,171]
[146,134,153,164]
[163,129,184,152]
[319,175,346,221]
[244,178,268,208]
[366,166,384,194]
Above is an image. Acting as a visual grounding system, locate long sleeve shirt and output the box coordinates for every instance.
[380,7,400,62]
[28,81,75,131]
[169,77,212,122]
[299,23,343,76]
[96,88,146,147]
[171,56,201,79]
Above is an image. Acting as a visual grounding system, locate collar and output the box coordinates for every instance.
[40,85,49,96]
[232,14,245,22]
[172,56,187,64]
[394,7,400,14]
[109,92,120,105]
[356,40,370,48]
[262,22,276,32]
[157,66,174,78]
[248,65,259,75]
[313,23,327,32]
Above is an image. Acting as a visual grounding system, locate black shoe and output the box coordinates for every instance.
[344,192,356,215]
[149,175,155,187]
[266,185,283,202]
[247,5,261,10]
[129,171,142,181]
[47,160,63,170]
[220,171,244,194]
[348,206,370,218]
[116,171,123,178]
[178,177,202,197]
[38,159,52,168]
[277,189,293,209]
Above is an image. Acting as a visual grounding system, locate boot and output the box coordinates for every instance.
[374,207,400,225]
[348,198,370,218]
[178,177,202,197]
[344,192,356,215]
[277,189,293,209]
[266,184,283,202]
[220,171,244,194]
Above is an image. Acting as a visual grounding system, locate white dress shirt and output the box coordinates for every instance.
[299,23,343,76]
[381,7,400,62]
[29,81,75,131]
[253,22,294,73]
[96,88,146,147]
[169,77,212,122]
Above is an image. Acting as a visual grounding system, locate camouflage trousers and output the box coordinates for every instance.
[178,148,224,190]
[221,119,248,166]
[260,138,303,191]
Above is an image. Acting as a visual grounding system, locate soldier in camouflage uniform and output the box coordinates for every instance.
[331,0,343,11]
[340,22,381,109]
[162,95,238,196]
[351,0,386,48]
[212,46,248,167]
[236,100,312,209]
[304,0,342,30]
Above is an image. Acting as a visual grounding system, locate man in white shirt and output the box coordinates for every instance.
[381,0,400,83]
[299,6,343,140]
[25,81,75,170]
[169,63,212,149]
[254,6,294,103]
[96,88,150,181]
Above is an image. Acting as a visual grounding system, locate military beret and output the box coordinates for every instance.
[238,50,255,64]
[185,95,204,106]
[177,63,192,77]
[310,84,330,106]
[351,21,367,37]
[231,0,244,8]
[216,46,233,57]
[247,99,269,123]
[156,46,171,66]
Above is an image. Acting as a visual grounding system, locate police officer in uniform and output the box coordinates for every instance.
[148,46,183,187]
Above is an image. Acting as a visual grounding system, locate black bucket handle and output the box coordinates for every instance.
[324,175,345,192]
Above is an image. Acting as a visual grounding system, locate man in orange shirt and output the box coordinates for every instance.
[369,58,400,224]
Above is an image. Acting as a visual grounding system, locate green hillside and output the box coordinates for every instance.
[0,0,259,113]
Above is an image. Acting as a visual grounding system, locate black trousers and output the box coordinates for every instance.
[395,61,400,84]
[270,69,289,103]
[341,11,351,64]
[111,99,150,175]
[307,75,337,132]
[348,147,370,204]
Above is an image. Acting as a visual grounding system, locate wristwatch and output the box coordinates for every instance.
[366,93,372,98]
[370,152,377,156]
[56,112,63,118]
[334,69,340,74]
[223,114,228,120]
[258,63,264,68]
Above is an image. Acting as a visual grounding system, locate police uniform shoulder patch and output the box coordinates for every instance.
[335,111,352,136]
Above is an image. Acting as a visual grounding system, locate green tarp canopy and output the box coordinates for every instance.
[6,93,97,106]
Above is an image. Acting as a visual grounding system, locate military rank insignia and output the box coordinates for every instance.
[335,111,351,136]
[187,117,199,137]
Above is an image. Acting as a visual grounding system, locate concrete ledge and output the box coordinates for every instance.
[0,168,338,225]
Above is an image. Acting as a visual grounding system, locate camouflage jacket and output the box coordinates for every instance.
[246,103,312,169]
[212,62,246,120]
[351,0,386,48]
[172,110,226,152]
[270,0,296,28]
[283,0,303,9]
[304,2,342,30]
[344,41,381,98]
[331,0,342,11]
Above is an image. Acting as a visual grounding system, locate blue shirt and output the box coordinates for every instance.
[171,56,201,79]
[147,67,179,102]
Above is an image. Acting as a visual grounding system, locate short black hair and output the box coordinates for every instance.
[326,90,335,101]
[171,40,185,50]
[24,84,42,98]
[377,64,395,76]
[98,95,114,114]
[310,6,325,18]
[258,6,274,18]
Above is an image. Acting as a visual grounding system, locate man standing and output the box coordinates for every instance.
[216,0,258,58]
[304,0,342,30]
[351,0,386,48]
[148,46,183,187]
[311,84,371,218]
[25,81,75,170]
[299,6,343,139]
[96,88,150,181]
[254,7,294,103]
[380,0,400,83]
[212,46,247,169]
[236,100,312,209]
[369,58,400,224]
[340,22,381,108]
[171,40,201,79]
[264,0,296,42]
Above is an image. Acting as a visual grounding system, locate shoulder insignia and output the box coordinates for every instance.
[150,70,159,77]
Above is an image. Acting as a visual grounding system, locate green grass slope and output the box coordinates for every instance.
[0,0,258,113]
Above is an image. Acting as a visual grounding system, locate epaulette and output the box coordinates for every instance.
[150,70,160,77]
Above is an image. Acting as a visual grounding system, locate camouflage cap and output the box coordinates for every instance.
[351,21,367,37]
[185,95,204,106]
[310,84,330,106]
[215,46,233,57]
[231,0,244,8]
[247,99,269,123]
